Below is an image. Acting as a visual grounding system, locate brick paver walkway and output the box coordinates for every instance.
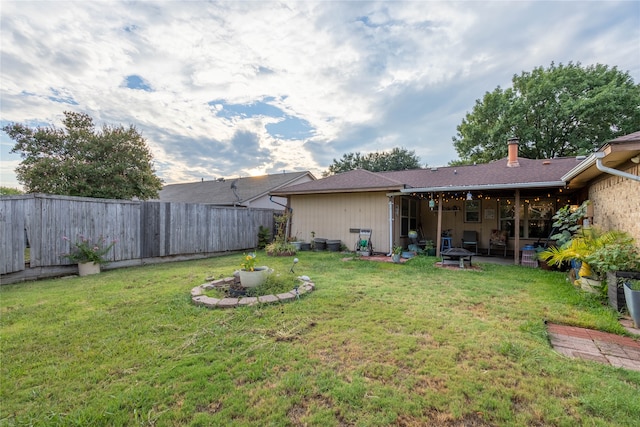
[547,322,640,371]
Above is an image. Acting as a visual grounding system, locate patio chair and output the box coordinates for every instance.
[461,230,478,254]
[488,229,508,257]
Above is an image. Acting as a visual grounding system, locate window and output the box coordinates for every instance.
[499,199,555,239]
[464,200,481,223]
[401,198,418,236]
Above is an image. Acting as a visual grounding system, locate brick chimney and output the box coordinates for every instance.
[507,137,520,167]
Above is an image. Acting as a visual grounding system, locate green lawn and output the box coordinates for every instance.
[1,252,639,426]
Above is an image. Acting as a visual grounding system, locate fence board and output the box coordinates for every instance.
[1,194,275,282]
[0,197,27,274]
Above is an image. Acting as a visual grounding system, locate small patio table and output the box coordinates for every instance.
[440,247,474,268]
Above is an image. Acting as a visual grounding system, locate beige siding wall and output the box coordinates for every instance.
[289,192,392,253]
[249,194,289,210]
[588,162,640,245]
[250,175,314,210]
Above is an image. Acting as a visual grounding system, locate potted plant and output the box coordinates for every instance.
[537,201,590,271]
[585,236,640,311]
[289,233,303,251]
[62,234,117,276]
[266,214,297,256]
[547,201,590,249]
[539,227,626,293]
[624,279,640,328]
[238,253,270,288]
[424,240,436,257]
[391,246,402,263]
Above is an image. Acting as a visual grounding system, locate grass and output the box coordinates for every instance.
[1,251,639,426]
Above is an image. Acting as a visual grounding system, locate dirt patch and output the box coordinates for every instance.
[435,262,482,271]
[344,254,410,263]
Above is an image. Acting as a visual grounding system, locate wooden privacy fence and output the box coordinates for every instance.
[0,194,275,283]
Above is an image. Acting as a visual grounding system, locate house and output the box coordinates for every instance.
[271,133,640,263]
[562,131,640,244]
[158,171,315,210]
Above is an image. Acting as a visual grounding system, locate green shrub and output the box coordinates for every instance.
[257,225,271,249]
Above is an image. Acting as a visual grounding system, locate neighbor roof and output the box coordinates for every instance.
[159,171,314,205]
[270,169,406,195]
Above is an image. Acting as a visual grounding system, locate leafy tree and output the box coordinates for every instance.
[0,186,23,196]
[324,147,421,176]
[3,111,164,199]
[453,62,640,164]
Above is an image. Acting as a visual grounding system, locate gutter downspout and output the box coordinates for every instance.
[436,193,443,257]
[270,195,293,239]
[387,196,394,256]
[594,152,640,182]
[514,189,520,266]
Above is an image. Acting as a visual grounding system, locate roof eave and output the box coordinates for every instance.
[271,186,404,196]
[399,181,567,194]
[561,154,597,181]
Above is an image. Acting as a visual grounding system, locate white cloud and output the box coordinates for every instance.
[1,0,638,189]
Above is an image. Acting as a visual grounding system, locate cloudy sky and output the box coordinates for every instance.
[1,1,639,190]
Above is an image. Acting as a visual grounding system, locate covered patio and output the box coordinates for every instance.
[389,139,586,265]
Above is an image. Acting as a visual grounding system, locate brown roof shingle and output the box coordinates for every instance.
[159,171,314,204]
[271,157,583,196]
[270,169,406,195]
[382,156,583,190]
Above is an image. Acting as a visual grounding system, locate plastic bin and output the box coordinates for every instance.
[314,238,327,250]
[327,240,341,252]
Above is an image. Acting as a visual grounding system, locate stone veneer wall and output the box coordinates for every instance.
[588,162,640,247]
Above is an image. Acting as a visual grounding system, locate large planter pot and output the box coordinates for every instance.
[291,241,302,251]
[392,254,401,263]
[623,281,640,328]
[78,262,100,276]
[607,271,640,311]
[239,266,270,288]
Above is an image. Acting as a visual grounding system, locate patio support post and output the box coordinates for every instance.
[514,189,521,265]
[436,193,443,257]
[387,196,394,256]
